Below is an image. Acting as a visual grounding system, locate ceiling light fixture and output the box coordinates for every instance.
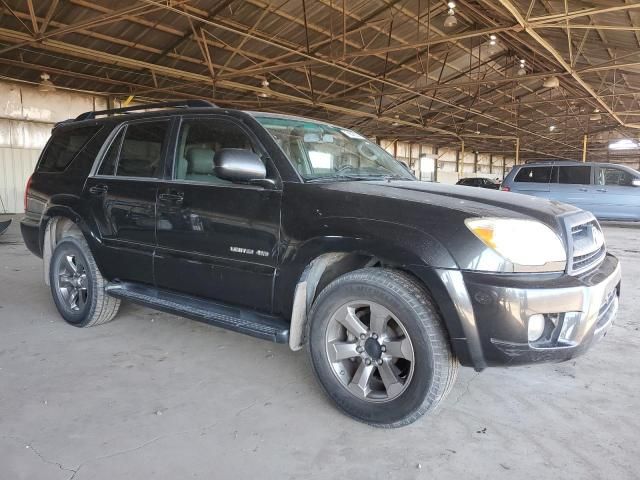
[489,34,497,46]
[444,2,458,28]
[517,59,526,76]
[543,76,560,88]
[549,125,556,132]
[258,78,271,98]
[38,72,55,93]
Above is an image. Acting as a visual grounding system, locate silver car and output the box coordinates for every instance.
[502,161,640,221]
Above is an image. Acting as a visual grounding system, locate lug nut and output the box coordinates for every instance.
[365,359,372,366]
[372,333,378,339]
[376,359,383,365]
[381,345,386,352]
[360,333,366,340]
[356,346,364,353]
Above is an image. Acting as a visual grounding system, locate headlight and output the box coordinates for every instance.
[464,217,566,272]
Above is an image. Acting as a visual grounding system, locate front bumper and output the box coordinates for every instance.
[437,253,621,368]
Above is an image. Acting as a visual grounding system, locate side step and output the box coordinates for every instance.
[105,282,289,344]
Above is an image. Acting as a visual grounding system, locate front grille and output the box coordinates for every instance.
[568,217,606,274]
[572,245,606,271]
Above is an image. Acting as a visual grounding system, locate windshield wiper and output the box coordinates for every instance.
[305,174,374,183]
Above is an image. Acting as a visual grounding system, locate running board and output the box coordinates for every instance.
[105,282,289,344]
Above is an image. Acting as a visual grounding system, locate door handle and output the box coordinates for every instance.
[578,187,588,192]
[596,188,607,192]
[88,184,108,195]
[158,192,184,204]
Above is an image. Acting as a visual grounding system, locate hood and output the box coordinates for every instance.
[322,180,579,227]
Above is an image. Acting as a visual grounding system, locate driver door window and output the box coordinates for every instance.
[599,167,634,186]
[174,118,265,183]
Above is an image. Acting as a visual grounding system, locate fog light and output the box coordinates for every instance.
[528,314,546,342]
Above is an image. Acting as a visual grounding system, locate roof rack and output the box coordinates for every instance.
[75,99,217,121]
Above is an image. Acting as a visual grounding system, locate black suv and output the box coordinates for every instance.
[21,101,621,427]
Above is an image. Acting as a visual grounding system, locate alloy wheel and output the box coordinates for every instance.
[56,253,89,312]
[325,301,415,403]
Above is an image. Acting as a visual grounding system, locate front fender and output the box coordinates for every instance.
[275,217,458,317]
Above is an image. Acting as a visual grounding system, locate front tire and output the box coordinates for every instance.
[307,268,458,427]
[49,236,120,327]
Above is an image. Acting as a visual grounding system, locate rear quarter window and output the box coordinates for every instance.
[514,166,552,183]
[37,125,102,173]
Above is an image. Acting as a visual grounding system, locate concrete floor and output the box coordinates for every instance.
[1,216,639,480]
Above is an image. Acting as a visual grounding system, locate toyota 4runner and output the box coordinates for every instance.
[21,100,621,427]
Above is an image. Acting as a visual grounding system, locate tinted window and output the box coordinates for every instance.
[514,166,552,183]
[98,128,124,176]
[38,126,101,172]
[556,166,591,185]
[600,167,635,186]
[116,121,169,178]
[174,118,261,183]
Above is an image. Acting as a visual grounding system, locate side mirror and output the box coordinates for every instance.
[214,148,266,183]
[632,179,640,187]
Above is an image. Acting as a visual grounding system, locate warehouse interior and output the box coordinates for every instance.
[1,1,639,478]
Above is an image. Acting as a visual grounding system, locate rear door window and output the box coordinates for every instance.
[116,121,169,178]
[38,125,102,172]
[514,166,552,183]
[555,166,591,185]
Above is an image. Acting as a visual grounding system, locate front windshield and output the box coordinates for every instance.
[255,115,415,181]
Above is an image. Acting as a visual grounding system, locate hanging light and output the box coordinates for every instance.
[543,76,560,88]
[489,34,497,46]
[549,125,556,132]
[444,1,458,28]
[517,59,526,76]
[38,72,56,93]
[258,78,270,98]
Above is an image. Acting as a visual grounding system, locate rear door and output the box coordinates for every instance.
[547,165,595,212]
[592,165,640,220]
[84,118,172,284]
[154,115,282,312]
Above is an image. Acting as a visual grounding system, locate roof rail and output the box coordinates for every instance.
[75,100,217,121]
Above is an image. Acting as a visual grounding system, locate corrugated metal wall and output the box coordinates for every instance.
[0,148,40,213]
[0,80,109,213]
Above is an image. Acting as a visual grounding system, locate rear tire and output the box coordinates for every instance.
[49,236,120,327]
[307,268,458,428]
